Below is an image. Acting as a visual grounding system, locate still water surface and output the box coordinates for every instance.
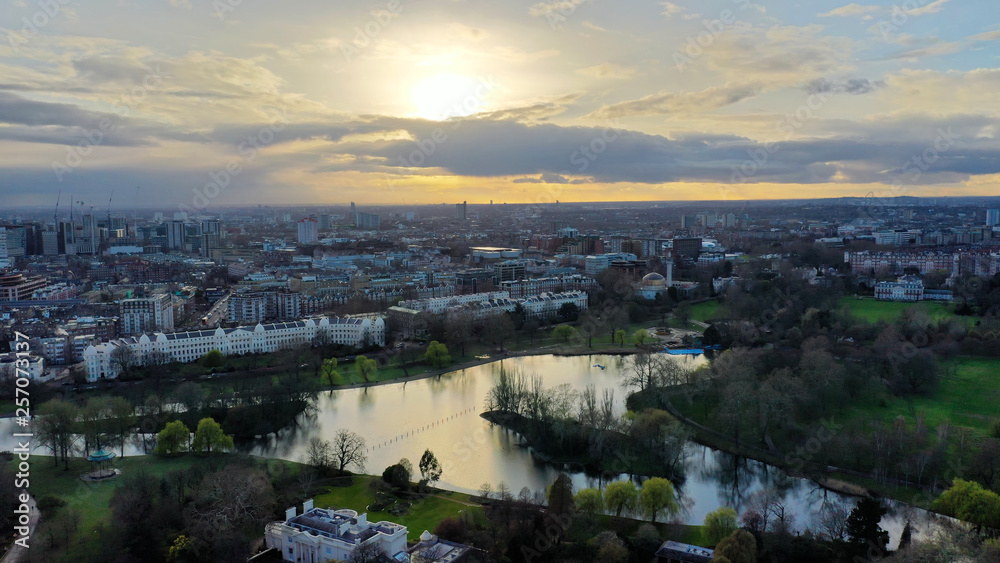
[5,353,946,542]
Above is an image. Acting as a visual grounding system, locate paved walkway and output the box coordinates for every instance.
[0,495,38,563]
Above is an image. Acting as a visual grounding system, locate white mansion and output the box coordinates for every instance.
[265,502,407,563]
[83,316,385,381]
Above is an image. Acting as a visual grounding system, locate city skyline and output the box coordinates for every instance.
[2,0,1000,208]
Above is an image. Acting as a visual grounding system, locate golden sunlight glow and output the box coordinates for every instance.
[410,73,484,120]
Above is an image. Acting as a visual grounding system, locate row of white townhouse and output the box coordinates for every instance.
[447,290,589,321]
[83,316,385,381]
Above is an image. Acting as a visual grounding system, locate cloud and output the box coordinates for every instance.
[167,0,192,8]
[908,0,951,16]
[576,63,636,80]
[697,25,856,85]
[513,173,592,184]
[806,77,885,95]
[586,83,761,119]
[528,0,586,18]
[971,29,1000,42]
[475,94,580,122]
[0,92,112,127]
[661,2,685,18]
[818,3,880,17]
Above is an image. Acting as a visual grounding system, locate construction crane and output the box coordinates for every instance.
[107,190,114,227]
[53,190,61,223]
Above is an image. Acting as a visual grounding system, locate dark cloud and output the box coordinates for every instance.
[806,78,885,95]
[0,92,113,127]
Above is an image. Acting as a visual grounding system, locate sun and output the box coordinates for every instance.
[410,73,484,121]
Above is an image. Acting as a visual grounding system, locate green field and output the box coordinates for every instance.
[690,300,721,322]
[839,357,1000,438]
[313,476,481,541]
[838,296,956,324]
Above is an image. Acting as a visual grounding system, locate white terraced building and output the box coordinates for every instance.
[83,316,384,381]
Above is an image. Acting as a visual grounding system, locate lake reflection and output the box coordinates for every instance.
[7,353,949,541]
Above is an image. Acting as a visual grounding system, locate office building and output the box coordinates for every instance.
[166,220,186,251]
[455,201,467,220]
[120,294,174,335]
[297,218,319,244]
[355,212,380,231]
[988,209,1000,227]
[0,274,48,302]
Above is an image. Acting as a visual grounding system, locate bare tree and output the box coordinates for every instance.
[332,429,367,473]
[109,345,139,378]
[305,437,333,473]
[348,542,386,563]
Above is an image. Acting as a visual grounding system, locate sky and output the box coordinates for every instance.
[1,0,999,210]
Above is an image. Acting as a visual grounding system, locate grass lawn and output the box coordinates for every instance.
[838,357,1000,438]
[837,296,957,324]
[690,300,721,323]
[311,476,481,542]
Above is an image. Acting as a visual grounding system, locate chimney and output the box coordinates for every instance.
[285,507,296,521]
[303,498,314,513]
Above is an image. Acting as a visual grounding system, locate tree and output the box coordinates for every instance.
[332,429,367,473]
[172,382,205,415]
[632,328,652,348]
[674,301,692,327]
[109,345,139,379]
[382,459,412,489]
[614,329,627,347]
[355,355,377,383]
[713,529,756,563]
[199,349,225,369]
[191,417,234,454]
[305,437,333,473]
[933,479,1000,531]
[424,341,452,369]
[320,357,340,386]
[186,466,275,547]
[558,302,580,322]
[575,488,603,516]
[595,532,629,563]
[639,477,678,523]
[552,324,578,343]
[419,449,443,488]
[546,473,575,516]
[704,507,739,545]
[349,542,387,563]
[604,480,639,517]
[155,420,190,455]
[898,521,912,551]
[846,497,889,556]
[37,399,79,469]
[487,314,516,352]
[107,396,136,458]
